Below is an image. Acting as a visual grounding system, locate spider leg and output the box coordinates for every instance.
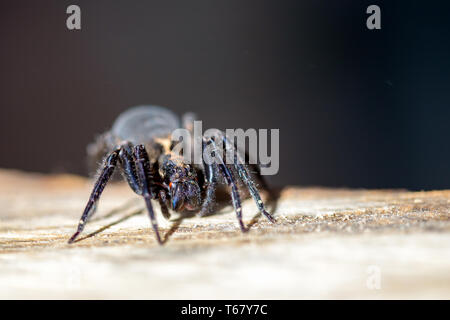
[235,162,275,222]
[220,133,276,223]
[68,149,120,243]
[118,143,142,195]
[182,112,218,217]
[120,143,170,220]
[133,144,163,244]
[204,137,246,232]
[158,189,171,220]
[198,139,217,217]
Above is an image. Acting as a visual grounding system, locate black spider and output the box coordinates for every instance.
[68,105,275,244]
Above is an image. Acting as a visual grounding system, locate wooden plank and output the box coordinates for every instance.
[0,169,449,299]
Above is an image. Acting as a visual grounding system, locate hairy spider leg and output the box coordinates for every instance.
[119,143,174,219]
[204,137,246,232]
[198,139,218,217]
[219,133,276,223]
[68,149,120,243]
[158,189,171,220]
[134,144,163,244]
[118,143,142,195]
[126,141,170,220]
[248,159,272,194]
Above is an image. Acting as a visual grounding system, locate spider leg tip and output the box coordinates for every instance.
[67,235,77,244]
[154,232,164,245]
[263,210,276,223]
[238,221,248,233]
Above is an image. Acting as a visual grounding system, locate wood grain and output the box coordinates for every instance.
[0,169,449,299]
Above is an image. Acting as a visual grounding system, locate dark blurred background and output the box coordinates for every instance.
[0,0,449,189]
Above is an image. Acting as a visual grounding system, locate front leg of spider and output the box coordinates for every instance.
[118,143,142,195]
[158,189,171,220]
[220,133,276,224]
[203,137,247,232]
[133,144,163,244]
[198,140,218,217]
[68,149,120,243]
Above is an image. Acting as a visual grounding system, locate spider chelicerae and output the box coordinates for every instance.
[68,105,275,244]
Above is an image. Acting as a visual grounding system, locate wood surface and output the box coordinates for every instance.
[0,169,449,299]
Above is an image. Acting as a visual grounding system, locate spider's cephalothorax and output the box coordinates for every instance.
[68,105,275,244]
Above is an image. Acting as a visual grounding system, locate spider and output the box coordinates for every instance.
[68,105,275,244]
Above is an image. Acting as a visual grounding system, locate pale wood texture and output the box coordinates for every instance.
[0,169,449,299]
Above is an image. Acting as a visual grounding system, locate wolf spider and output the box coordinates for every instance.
[68,105,275,244]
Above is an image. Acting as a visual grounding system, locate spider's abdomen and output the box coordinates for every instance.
[111,105,180,144]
